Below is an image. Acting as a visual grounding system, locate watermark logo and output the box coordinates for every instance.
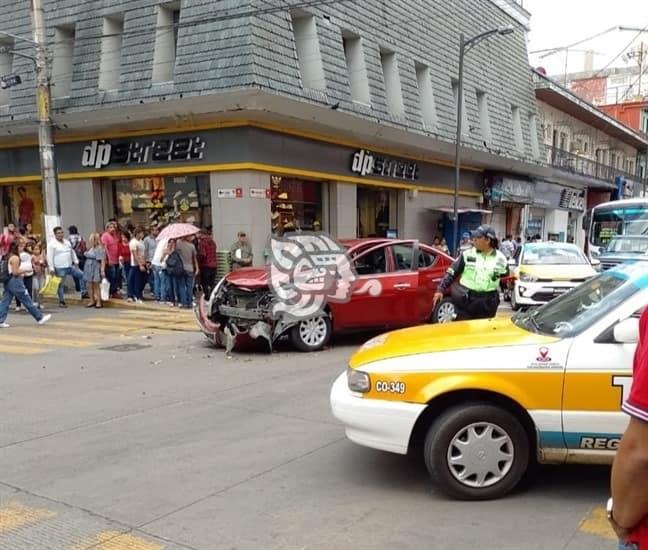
[269,232,357,320]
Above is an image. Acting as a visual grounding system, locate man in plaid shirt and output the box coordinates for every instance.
[197,227,218,298]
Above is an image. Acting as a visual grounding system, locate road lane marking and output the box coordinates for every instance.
[118,311,192,319]
[71,530,164,549]
[83,318,169,327]
[0,502,56,533]
[47,322,142,332]
[0,344,49,355]
[0,335,93,348]
[579,506,616,540]
[7,328,134,339]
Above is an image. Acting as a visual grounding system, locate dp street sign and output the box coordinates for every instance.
[0,74,22,89]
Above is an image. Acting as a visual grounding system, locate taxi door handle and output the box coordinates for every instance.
[394,283,412,289]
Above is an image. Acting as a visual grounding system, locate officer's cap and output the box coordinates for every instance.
[471,225,497,241]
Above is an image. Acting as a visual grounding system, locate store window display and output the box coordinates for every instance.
[270,176,323,234]
[109,175,211,229]
[1,184,44,237]
[357,187,397,237]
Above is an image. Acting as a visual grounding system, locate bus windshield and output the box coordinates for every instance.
[606,235,648,254]
[591,204,648,248]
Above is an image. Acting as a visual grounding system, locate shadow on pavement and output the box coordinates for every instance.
[336,444,609,501]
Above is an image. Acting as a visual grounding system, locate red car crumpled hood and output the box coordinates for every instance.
[224,267,269,289]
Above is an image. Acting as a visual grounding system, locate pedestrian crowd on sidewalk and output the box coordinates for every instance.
[96,219,219,309]
[0,219,221,326]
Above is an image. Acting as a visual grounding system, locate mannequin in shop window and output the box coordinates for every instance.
[375,192,389,238]
[17,187,34,228]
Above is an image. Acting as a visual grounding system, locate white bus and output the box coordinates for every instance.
[585,198,648,259]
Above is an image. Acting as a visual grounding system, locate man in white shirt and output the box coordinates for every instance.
[151,237,170,303]
[47,226,86,307]
[500,234,516,259]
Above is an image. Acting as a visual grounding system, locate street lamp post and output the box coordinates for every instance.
[452,26,514,255]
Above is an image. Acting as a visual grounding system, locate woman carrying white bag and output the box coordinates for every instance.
[83,233,107,308]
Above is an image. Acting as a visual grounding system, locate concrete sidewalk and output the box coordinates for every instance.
[40,294,183,313]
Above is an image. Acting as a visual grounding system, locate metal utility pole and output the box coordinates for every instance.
[29,0,60,227]
[452,26,514,254]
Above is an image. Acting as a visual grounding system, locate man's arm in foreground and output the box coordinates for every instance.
[611,417,648,530]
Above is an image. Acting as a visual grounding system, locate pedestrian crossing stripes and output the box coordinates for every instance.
[0,308,197,356]
[0,502,55,534]
[0,501,166,549]
[71,530,164,550]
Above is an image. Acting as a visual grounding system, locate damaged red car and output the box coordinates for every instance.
[195,238,455,352]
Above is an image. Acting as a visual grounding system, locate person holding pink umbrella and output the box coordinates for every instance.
[157,223,200,242]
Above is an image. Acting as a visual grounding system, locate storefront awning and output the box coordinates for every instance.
[427,206,492,214]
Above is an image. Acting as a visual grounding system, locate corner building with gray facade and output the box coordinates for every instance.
[0,0,565,260]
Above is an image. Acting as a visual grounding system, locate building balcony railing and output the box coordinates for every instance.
[547,145,646,187]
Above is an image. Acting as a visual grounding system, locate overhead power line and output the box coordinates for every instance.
[591,22,648,79]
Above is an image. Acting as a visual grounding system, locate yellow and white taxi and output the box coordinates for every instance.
[506,242,597,311]
[331,261,646,500]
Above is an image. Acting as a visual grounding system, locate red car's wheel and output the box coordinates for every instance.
[289,316,332,352]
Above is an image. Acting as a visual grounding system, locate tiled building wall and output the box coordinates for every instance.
[0,0,542,161]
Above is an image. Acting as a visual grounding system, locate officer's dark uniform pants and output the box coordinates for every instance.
[454,289,500,321]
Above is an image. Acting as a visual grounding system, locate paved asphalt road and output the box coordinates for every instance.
[0,305,618,549]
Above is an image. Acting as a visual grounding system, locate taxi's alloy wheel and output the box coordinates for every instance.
[290,316,332,352]
[510,289,521,311]
[424,403,529,500]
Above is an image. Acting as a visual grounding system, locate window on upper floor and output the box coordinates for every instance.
[511,106,524,153]
[52,25,76,98]
[415,63,437,130]
[476,91,492,145]
[341,32,370,105]
[559,131,568,150]
[570,139,582,154]
[0,42,13,106]
[291,13,326,91]
[528,114,540,158]
[544,123,553,142]
[642,109,648,134]
[152,2,180,84]
[379,49,405,117]
[98,15,124,90]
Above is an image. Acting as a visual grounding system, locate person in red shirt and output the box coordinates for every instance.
[117,231,132,296]
[196,227,218,298]
[0,223,17,257]
[610,308,648,549]
[100,221,121,297]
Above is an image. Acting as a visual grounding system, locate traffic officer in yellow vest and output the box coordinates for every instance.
[432,225,509,321]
